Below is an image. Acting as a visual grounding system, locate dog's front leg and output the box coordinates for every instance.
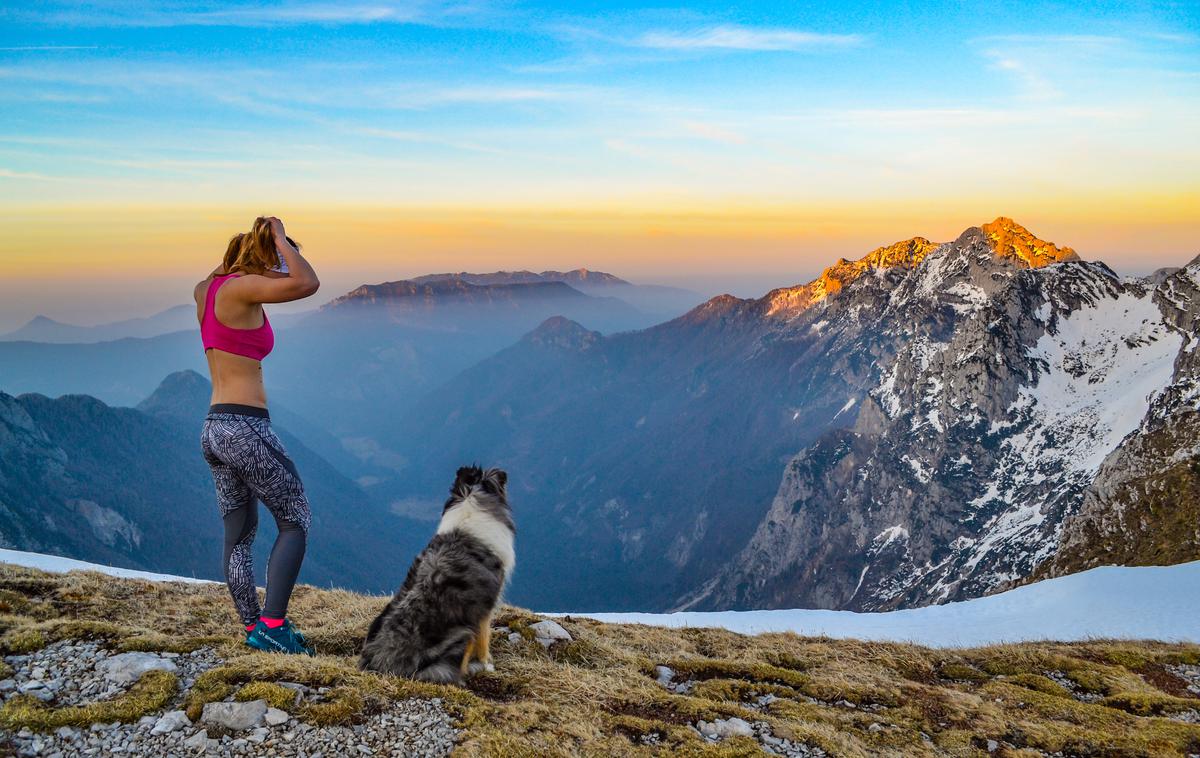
[458,632,477,678]
[473,614,495,672]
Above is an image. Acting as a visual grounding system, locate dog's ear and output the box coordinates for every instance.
[494,469,507,488]
[453,465,482,494]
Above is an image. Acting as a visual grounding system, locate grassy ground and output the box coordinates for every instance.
[1,564,1199,757]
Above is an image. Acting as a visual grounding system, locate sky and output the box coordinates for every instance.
[0,0,1198,329]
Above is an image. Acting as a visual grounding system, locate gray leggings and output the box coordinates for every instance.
[201,405,311,626]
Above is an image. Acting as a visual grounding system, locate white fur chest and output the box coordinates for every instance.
[436,495,516,576]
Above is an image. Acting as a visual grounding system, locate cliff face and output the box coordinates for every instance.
[688,222,1193,611]
[1039,257,1200,577]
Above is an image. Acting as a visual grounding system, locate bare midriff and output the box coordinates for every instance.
[206,349,268,408]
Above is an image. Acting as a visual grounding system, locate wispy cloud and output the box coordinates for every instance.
[983,52,1060,101]
[0,45,100,51]
[349,125,505,154]
[0,167,72,181]
[632,25,862,52]
[970,34,1129,103]
[6,1,485,28]
[681,120,746,145]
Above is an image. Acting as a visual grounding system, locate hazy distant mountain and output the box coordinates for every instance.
[0,331,205,407]
[0,272,681,457]
[322,277,643,329]
[406,269,704,319]
[0,371,426,592]
[410,268,629,287]
[380,219,1200,612]
[0,305,197,343]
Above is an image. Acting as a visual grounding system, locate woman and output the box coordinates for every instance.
[195,216,320,655]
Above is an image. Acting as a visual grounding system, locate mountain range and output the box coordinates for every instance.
[0,227,1196,613]
[379,218,1200,611]
[0,305,199,344]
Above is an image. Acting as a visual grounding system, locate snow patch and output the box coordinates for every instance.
[872,525,909,550]
[560,561,1200,647]
[0,549,216,584]
[902,455,932,484]
[832,397,857,421]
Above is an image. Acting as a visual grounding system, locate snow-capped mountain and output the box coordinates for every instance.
[688,220,1200,611]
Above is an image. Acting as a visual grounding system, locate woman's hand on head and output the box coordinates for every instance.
[267,216,286,239]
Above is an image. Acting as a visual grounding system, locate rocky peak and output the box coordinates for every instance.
[137,370,212,421]
[765,236,939,317]
[543,269,629,286]
[523,316,600,350]
[979,217,1079,268]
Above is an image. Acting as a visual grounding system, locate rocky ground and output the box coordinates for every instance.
[1,642,458,757]
[2,565,1200,757]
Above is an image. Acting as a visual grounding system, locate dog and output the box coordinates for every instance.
[359,466,515,684]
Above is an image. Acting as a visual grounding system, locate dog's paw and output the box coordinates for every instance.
[467,660,495,675]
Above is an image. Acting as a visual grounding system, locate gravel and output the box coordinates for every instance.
[1,697,459,757]
[1168,663,1200,696]
[1,642,460,757]
[690,717,827,757]
[1,641,220,708]
[1044,670,1104,703]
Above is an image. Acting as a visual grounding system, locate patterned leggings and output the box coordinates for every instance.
[201,404,312,626]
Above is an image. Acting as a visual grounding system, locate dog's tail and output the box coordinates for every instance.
[413,626,474,684]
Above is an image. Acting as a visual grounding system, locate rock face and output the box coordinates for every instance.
[689,226,1197,611]
[1039,257,1200,577]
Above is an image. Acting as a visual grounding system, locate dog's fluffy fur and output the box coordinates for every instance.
[359,466,515,684]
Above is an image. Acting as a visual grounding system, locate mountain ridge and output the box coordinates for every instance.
[381,217,1200,612]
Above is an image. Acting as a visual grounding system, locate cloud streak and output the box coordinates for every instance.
[0,45,100,51]
[632,25,862,52]
[5,1,481,28]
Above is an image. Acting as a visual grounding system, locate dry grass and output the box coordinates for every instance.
[1,564,1199,756]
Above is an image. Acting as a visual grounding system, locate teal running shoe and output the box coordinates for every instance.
[245,619,315,656]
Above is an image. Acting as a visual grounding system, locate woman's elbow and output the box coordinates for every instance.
[300,277,320,297]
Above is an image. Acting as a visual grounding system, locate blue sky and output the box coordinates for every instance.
[0,1,1197,328]
[2,1,1197,205]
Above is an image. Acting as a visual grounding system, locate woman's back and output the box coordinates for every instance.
[194,217,319,408]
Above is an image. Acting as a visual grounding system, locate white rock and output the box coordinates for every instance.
[654,665,675,687]
[201,699,268,731]
[713,717,754,738]
[697,717,754,740]
[507,632,523,645]
[529,620,572,647]
[0,679,15,692]
[151,710,191,735]
[247,726,270,743]
[97,652,178,685]
[183,729,210,752]
[264,707,290,726]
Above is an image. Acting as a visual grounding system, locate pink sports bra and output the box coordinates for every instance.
[200,273,274,361]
